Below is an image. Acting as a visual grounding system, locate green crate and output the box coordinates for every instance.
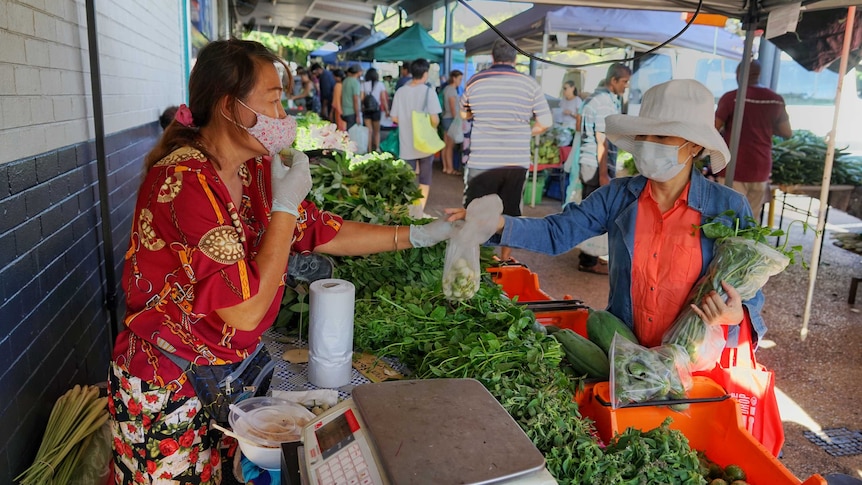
[523,175,547,205]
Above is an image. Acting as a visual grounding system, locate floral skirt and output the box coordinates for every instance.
[108,362,224,484]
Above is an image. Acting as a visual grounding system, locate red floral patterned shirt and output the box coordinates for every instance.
[112,147,342,396]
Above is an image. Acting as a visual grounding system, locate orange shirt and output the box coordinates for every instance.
[631,182,703,347]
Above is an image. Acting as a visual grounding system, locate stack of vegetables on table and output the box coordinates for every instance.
[530,129,562,166]
[771,129,862,187]
[267,147,780,483]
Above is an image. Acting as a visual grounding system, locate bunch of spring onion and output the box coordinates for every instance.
[16,384,109,485]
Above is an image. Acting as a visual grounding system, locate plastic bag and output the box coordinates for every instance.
[447,116,464,143]
[610,334,692,409]
[442,195,504,301]
[662,237,790,371]
[69,422,112,485]
[348,124,369,155]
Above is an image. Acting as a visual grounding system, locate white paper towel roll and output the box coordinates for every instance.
[307,278,355,388]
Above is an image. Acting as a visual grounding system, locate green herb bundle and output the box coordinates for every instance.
[664,212,806,370]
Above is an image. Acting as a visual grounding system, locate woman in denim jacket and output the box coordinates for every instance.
[448,79,763,350]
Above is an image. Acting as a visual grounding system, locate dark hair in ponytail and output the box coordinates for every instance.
[145,38,290,171]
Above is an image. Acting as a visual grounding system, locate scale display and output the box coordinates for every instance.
[315,410,356,460]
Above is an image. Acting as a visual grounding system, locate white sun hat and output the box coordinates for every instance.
[606,79,731,173]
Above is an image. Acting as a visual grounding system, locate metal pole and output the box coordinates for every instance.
[530,134,540,207]
[724,17,757,187]
[444,1,454,74]
[85,0,119,342]
[801,6,856,340]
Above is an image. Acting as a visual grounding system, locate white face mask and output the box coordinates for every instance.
[233,99,297,157]
[630,140,691,182]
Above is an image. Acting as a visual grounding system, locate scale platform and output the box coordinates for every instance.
[293,378,549,485]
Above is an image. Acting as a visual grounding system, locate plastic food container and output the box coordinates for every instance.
[575,377,826,485]
[228,396,315,470]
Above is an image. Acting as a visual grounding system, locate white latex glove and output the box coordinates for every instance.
[409,219,455,248]
[271,148,312,217]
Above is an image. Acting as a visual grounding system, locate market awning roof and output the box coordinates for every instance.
[464,5,745,59]
[499,0,861,19]
[342,24,465,63]
[232,0,445,46]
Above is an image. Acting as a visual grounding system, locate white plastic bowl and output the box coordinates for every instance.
[228,396,315,470]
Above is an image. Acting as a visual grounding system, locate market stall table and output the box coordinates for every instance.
[769,184,855,264]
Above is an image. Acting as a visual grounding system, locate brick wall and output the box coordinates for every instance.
[0,0,184,480]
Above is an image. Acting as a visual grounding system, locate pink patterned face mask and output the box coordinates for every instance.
[235,99,296,157]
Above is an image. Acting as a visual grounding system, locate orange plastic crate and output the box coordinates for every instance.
[486,265,554,302]
[534,309,589,338]
[575,377,825,485]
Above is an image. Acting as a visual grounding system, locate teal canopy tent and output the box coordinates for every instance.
[344,24,465,64]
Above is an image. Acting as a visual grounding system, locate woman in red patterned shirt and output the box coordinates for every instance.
[108,39,451,484]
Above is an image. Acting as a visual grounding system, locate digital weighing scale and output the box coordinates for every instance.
[282,378,555,485]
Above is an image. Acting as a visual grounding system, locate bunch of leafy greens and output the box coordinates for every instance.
[306,150,421,224]
[697,210,807,267]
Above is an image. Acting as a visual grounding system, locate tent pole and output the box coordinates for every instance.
[529,33,550,207]
[444,1,454,75]
[724,16,757,187]
[801,6,856,340]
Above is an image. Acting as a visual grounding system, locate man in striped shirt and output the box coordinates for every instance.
[461,38,552,262]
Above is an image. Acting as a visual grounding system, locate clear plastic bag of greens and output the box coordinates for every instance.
[69,422,112,485]
[610,334,692,409]
[442,195,503,302]
[662,237,790,371]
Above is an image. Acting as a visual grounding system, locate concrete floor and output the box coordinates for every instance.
[424,162,862,481]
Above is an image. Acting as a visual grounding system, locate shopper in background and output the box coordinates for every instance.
[362,67,389,152]
[445,79,765,351]
[558,80,582,133]
[331,69,346,131]
[341,64,362,129]
[715,60,792,221]
[291,67,318,114]
[460,38,552,262]
[312,63,335,121]
[158,105,178,130]
[394,62,412,91]
[390,58,442,214]
[441,70,463,175]
[575,62,632,274]
[108,39,453,483]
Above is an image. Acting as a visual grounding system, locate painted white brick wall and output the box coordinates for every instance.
[0,0,186,165]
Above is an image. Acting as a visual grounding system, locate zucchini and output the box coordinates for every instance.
[586,309,638,355]
[553,329,609,379]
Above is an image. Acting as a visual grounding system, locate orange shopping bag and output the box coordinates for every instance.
[700,317,785,457]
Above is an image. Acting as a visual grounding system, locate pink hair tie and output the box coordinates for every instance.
[175,104,195,127]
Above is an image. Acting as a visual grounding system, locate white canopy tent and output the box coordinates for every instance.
[465,6,745,59]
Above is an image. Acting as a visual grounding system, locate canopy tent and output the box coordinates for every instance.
[309,31,388,66]
[498,0,861,19]
[464,5,745,59]
[342,24,466,64]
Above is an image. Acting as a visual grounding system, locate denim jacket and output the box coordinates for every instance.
[498,168,765,346]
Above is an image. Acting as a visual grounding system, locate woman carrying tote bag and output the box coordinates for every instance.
[390,58,442,213]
